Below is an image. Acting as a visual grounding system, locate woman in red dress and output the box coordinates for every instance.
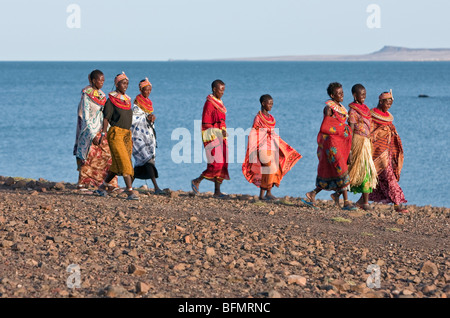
[191,80,230,197]
[304,83,356,210]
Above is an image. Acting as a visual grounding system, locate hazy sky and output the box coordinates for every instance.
[1,0,449,61]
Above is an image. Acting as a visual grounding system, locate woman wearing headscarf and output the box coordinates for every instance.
[73,70,118,190]
[131,78,163,194]
[95,72,138,200]
[369,91,408,213]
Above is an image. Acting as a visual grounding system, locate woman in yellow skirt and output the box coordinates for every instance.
[95,72,138,200]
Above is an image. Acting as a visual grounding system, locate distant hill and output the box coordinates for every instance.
[220,46,450,61]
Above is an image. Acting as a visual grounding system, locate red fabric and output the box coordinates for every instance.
[200,97,229,183]
[348,102,371,119]
[316,112,352,190]
[242,111,302,189]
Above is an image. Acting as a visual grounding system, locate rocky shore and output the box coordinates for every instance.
[0,176,448,299]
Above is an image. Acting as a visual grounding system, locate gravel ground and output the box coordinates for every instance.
[0,176,448,299]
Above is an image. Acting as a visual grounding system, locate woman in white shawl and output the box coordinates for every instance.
[73,70,118,190]
[131,78,163,194]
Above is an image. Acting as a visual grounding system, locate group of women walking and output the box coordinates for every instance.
[73,70,160,200]
[303,83,407,212]
[74,70,408,213]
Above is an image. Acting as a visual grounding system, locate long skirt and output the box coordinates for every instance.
[369,158,407,205]
[107,126,134,177]
[201,137,230,184]
[348,134,377,194]
[76,136,118,188]
[134,159,158,180]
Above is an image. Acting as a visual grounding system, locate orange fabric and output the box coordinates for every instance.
[242,111,302,189]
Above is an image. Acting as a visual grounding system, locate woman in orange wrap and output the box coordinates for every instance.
[242,94,302,200]
[369,91,408,213]
[304,82,356,210]
[191,80,230,198]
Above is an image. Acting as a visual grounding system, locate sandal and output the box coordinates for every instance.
[127,193,139,200]
[342,204,357,211]
[154,189,165,195]
[191,180,199,194]
[94,189,108,197]
[213,193,229,199]
[301,198,318,209]
[107,186,123,194]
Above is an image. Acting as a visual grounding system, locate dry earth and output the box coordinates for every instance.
[0,176,448,299]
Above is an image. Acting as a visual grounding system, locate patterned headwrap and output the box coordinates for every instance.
[379,89,394,101]
[114,71,129,86]
[139,77,152,90]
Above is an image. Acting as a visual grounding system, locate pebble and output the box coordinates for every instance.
[287,275,307,286]
[421,261,439,276]
[104,285,134,298]
[136,282,150,295]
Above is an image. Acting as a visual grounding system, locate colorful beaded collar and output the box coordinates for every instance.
[83,86,106,106]
[258,111,276,127]
[207,94,227,114]
[134,94,153,113]
[371,107,394,124]
[109,91,132,110]
[349,102,371,119]
[326,100,348,118]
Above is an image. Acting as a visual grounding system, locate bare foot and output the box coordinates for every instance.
[331,192,340,207]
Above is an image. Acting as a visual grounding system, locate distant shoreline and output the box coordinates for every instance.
[2,46,450,63]
[212,46,450,62]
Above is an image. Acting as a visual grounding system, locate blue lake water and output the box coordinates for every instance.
[0,61,449,207]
